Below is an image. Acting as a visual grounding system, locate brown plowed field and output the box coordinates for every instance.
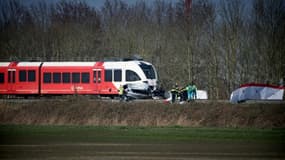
[0,98,284,128]
[1,143,284,160]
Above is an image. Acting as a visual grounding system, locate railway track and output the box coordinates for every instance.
[0,96,214,103]
[0,96,284,104]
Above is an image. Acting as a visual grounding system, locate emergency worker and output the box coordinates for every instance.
[187,82,197,101]
[180,86,188,102]
[171,83,179,103]
[118,85,124,101]
[191,82,197,100]
[186,84,192,101]
[123,84,129,101]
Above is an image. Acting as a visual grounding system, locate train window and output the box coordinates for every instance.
[114,69,122,82]
[62,72,70,83]
[13,71,15,83]
[93,70,102,83]
[28,70,36,82]
[8,71,15,83]
[98,71,101,83]
[53,72,61,83]
[93,71,97,83]
[81,72,90,83]
[0,73,4,83]
[139,63,156,79]
[8,72,10,83]
[19,70,26,82]
[105,69,112,82]
[72,72,80,83]
[43,73,51,83]
[126,70,141,81]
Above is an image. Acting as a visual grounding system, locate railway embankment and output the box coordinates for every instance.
[0,97,284,128]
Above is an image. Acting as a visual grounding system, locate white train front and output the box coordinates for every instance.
[103,60,158,98]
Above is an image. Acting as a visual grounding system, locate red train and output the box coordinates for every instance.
[0,60,158,98]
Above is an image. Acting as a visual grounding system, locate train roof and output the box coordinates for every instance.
[103,60,152,67]
[0,62,42,67]
[0,60,153,67]
[42,62,96,67]
[0,62,10,67]
[17,62,42,66]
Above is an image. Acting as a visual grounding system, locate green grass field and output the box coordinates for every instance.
[0,125,284,159]
[0,125,284,144]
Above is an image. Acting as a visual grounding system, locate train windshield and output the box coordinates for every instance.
[139,63,156,79]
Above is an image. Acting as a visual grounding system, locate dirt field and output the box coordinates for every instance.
[0,125,284,160]
[1,143,284,160]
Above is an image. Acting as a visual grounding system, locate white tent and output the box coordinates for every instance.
[230,83,284,103]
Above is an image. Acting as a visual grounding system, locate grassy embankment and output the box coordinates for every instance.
[0,98,284,128]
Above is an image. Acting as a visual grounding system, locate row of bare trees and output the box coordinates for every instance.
[0,0,284,99]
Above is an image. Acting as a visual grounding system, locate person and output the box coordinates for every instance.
[123,84,129,101]
[187,81,197,101]
[170,83,179,103]
[186,83,193,101]
[180,86,188,102]
[191,82,197,100]
[118,85,124,101]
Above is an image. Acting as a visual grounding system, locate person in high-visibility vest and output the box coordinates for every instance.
[187,81,197,101]
[191,82,197,100]
[118,85,124,101]
[186,84,193,101]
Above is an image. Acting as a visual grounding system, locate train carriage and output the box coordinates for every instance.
[41,62,108,95]
[0,62,41,95]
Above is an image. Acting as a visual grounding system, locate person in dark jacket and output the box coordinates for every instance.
[171,83,179,103]
[180,86,188,102]
[123,84,129,101]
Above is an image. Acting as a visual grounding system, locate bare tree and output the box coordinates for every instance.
[252,0,285,84]
[219,0,246,97]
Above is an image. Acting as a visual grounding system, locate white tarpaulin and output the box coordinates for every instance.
[230,83,284,103]
[196,90,208,100]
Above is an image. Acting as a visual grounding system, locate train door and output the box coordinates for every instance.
[93,69,102,94]
[7,69,16,92]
